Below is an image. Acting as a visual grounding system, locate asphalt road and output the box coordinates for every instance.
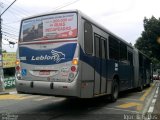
[0,81,159,120]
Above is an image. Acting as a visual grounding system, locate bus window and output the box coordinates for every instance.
[120,42,127,62]
[101,39,107,59]
[128,52,133,66]
[109,36,119,60]
[95,35,100,57]
[139,53,143,67]
[84,22,93,54]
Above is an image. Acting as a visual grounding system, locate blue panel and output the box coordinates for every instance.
[19,43,77,65]
[21,69,27,76]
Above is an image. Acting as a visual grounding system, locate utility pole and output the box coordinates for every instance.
[0,0,16,91]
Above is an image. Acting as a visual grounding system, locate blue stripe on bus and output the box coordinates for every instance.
[79,47,107,78]
[19,43,77,65]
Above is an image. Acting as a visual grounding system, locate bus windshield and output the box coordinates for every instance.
[20,12,77,42]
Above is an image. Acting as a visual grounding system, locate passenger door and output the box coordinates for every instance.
[94,35,101,95]
[100,38,107,93]
[94,34,107,95]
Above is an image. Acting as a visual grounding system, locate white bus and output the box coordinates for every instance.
[15,10,152,101]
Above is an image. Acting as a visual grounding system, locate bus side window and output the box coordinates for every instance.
[95,35,100,58]
[120,42,127,63]
[109,36,119,60]
[84,22,93,54]
[128,52,133,66]
[101,39,107,59]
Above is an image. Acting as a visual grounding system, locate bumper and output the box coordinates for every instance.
[16,79,80,97]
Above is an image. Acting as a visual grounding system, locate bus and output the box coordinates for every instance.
[15,10,152,102]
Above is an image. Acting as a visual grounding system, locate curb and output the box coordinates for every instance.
[0,91,9,95]
[0,91,17,95]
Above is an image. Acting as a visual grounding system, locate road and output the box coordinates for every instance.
[0,81,159,120]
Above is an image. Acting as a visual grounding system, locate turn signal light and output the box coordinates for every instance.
[15,60,20,65]
[72,58,78,65]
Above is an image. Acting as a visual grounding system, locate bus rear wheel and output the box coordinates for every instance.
[109,80,119,102]
[137,85,143,92]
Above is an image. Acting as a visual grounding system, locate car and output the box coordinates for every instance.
[153,74,160,80]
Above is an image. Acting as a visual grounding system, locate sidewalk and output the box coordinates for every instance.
[0,87,17,95]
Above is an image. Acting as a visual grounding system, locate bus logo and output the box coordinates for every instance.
[31,50,65,63]
[51,50,65,63]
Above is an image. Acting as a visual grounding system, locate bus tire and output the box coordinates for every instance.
[137,85,143,92]
[109,80,119,102]
[147,83,151,87]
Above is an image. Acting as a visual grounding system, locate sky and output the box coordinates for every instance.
[1,0,160,52]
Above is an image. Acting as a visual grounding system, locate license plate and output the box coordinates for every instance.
[39,71,50,75]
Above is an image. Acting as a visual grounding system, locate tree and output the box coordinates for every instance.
[2,49,7,53]
[134,16,160,64]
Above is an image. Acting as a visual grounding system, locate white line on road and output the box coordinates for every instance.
[152,99,156,104]
[147,85,159,120]
[34,97,51,101]
[156,87,159,94]
[103,107,140,114]
[9,91,17,94]
[148,106,154,113]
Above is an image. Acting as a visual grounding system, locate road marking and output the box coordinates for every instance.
[0,94,36,100]
[104,107,140,113]
[117,102,143,111]
[152,99,156,104]
[0,94,23,100]
[9,91,17,94]
[118,98,140,102]
[154,94,158,98]
[17,95,37,100]
[139,84,153,101]
[156,86,159,94]
[148,106,154,113]
[147,86,159,120]
[34,97,51,101]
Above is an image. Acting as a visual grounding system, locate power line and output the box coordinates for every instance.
[3,0,80,25]
[47,0,80,12]
[2,26,19,33]
[2,23,19,29]
[2,29,18,35]
[2,31,18,38]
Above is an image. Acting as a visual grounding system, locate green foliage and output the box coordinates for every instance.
[134,16,160,64]
[2,49,7,53]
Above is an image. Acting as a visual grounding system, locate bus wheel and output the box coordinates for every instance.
[137,85,143,92]
[147,83,151,87]
[109,80,119,102]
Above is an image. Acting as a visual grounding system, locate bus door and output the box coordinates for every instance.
[94,35,107,95]
[100,38,107,93]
